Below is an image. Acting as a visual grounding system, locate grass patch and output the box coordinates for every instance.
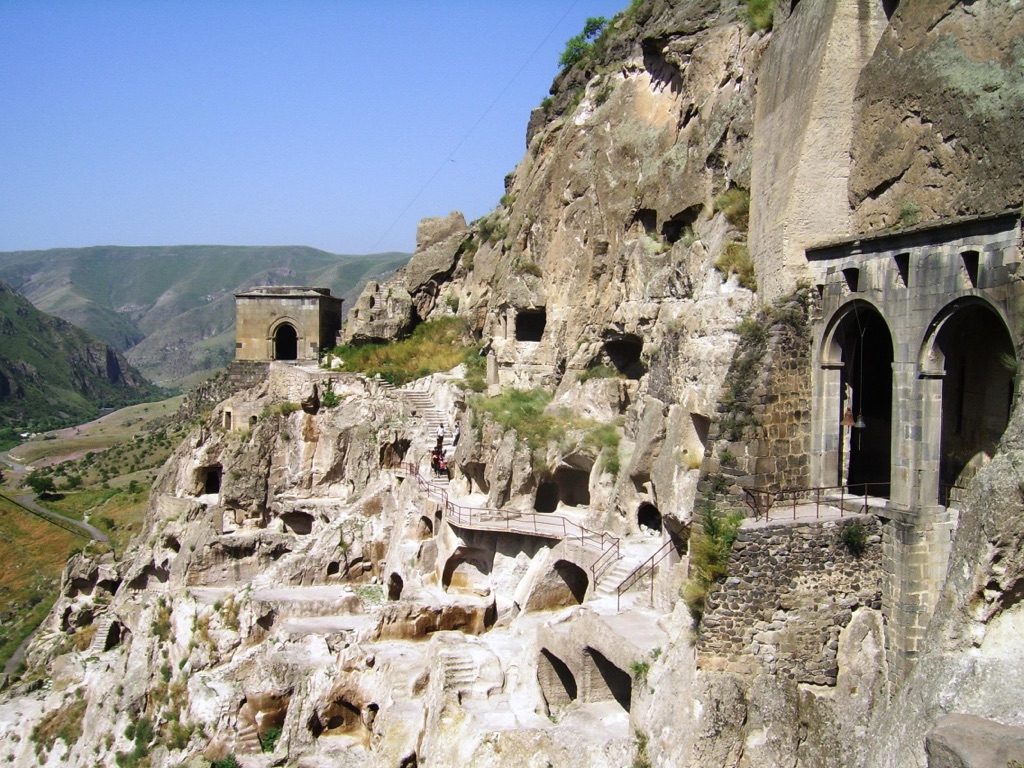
[712,186,750,231]
[31,694,87,758]
[714,241,757,291]
[0,494,81,674]
[744,0,774,31]
[840,520,868,556]
[578,364,622,383]
[682,502,743,624]
[324,317,477,386]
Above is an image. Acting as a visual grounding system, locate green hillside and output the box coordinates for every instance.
[0,246,409,386]
[0,282,162,441]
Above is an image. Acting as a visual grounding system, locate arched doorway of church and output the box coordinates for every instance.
[274,323,298,360]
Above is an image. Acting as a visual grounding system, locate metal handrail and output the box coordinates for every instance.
[615,538,675,611]
[402,462,621,583]
[741,481,891,522]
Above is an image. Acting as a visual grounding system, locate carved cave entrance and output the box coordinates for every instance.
[515,309,546,342]
[584,647,632,711]
[932,301,1015,504]
[833,303,893,498]
[274,322,298,360]
[538,648,578,718]
[534,466,591,512]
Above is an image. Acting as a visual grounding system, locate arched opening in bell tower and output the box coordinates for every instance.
[831,302,894,498]
[926,300,1016,504]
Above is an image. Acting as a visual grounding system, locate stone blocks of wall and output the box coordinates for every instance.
[702,291,815,508]
[698,514,882,685]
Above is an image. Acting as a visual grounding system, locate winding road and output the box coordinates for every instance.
[2,492,110,544]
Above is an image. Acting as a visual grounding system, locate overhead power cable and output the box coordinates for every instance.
[370,0,580,253]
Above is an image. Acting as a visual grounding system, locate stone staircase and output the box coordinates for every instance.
[87,613,116,655]
[395,384,455,455]
[233,719,263,755]
[593,557,642,598]
[441,651,478,694]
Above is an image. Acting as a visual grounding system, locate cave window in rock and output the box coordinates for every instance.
[554,466,590,507]
[583,647,632,711]
[929,301,1015,505]
[632,208,658,236]
[128,563,170,590]
[223,411,233,430]
[534,479,559,513]
[515,309,546,342]
[825,302,894,498]
[637,503,662,533]
[199,464,222,495]
[881,0,899,20]
[442,548,491,594]
[309,697,363,739]
[281,511,314,535]
[538,648,578,718]
[388,572,404,600]
[603,333,646,379]
[553,560,589,604]
[380,438,411,468]
[661,204,701,244]
[250,415,258,428]
[273,322,299,360]
[327,561,340,577]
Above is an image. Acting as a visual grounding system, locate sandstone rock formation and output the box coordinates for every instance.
[3,1,1024,767]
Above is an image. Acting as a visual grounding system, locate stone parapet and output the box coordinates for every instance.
[697,514,883,685]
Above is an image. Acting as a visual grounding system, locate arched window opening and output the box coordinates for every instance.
[637,503,662,533]
[223,411,233,430]
[936,303,1015,504]
[274,323,298,360]
[388,572,404,600]
[515,309,546,342]
[961,250,980,288]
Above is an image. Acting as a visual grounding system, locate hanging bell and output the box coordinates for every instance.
[841,407,856,427]
[853,412,867,429]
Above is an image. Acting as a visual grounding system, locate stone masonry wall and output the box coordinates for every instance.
[697,514,883,686]
[701,290,815,511]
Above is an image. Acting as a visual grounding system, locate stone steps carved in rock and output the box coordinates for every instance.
[87,614,115,655]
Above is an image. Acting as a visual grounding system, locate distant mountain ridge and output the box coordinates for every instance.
[0,245,410,386]
[0,280,161,434]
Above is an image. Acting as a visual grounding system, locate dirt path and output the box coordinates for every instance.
[8,492,111,545]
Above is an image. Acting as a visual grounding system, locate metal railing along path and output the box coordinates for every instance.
[401,463,621,584]
[615,538,675,611]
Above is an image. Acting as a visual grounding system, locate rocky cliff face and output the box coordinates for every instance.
[3,1,1024,767]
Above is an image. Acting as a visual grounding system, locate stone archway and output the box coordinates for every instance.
[922,299,1016,504]
[820,301,895,498]
[274,322,298,360]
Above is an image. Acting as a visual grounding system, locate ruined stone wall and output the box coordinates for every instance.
[698,514,883,685]
[702,290,815,510]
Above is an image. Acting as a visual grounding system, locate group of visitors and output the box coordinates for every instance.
[429,418,461,479]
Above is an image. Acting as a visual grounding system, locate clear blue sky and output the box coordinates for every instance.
[0,0,624,255]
